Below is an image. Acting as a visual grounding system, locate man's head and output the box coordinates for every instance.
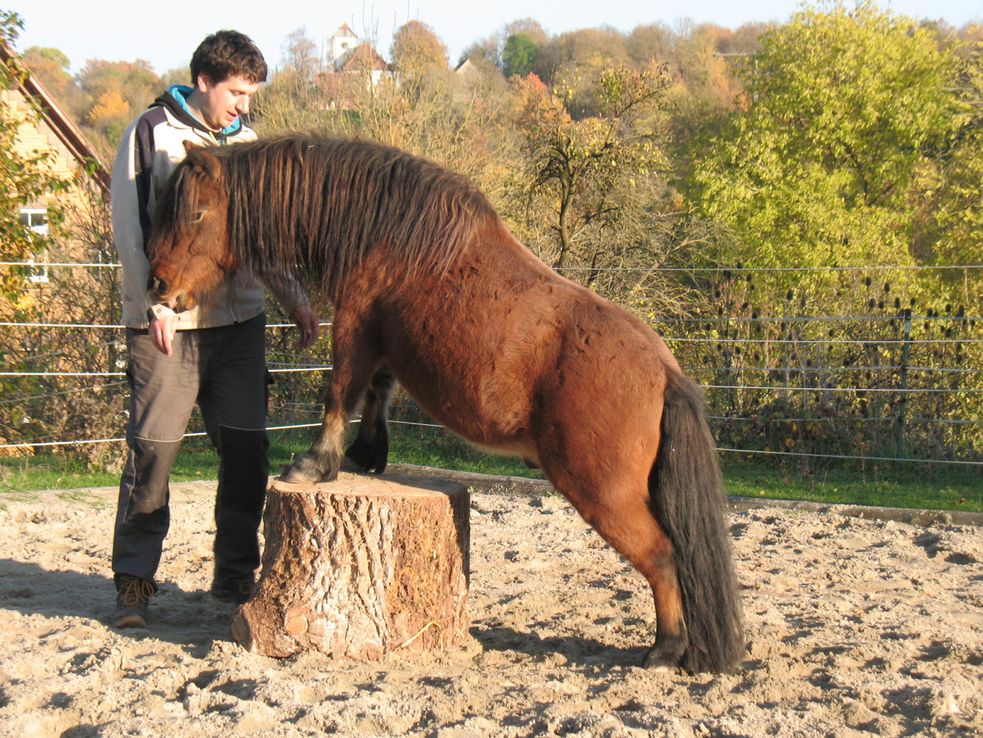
[190,30,267,88]
[187,31,267,132]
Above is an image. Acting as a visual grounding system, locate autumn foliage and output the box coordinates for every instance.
[5,3,982,466]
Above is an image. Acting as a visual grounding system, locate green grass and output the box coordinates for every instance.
[0,453,119,493]
[721,459,981,512]
[1,425,980,513]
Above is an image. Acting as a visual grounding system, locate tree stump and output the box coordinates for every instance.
[230,472,470,660]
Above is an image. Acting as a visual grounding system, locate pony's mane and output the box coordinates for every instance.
[209,134,498,298]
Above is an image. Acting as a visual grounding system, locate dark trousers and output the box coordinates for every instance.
[112,314,269,589]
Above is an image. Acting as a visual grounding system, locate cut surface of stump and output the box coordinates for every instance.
[231,472,470,660]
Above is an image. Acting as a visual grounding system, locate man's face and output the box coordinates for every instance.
[194,73,260,131]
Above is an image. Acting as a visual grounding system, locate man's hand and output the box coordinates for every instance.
[149,313,179,356]
[290,304,321,349]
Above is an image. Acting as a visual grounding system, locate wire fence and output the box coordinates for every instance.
[1,259,980,470]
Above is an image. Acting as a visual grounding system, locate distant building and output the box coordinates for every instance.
[454,58,479,77]
[325,23,360,71]
[320,24,393,106]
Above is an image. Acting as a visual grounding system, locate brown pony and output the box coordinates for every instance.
[147,134,744,673]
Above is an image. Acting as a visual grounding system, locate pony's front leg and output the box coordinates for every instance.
[281,319,381,484]
[280,395,350,483]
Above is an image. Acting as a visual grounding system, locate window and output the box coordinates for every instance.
[19,209,49,283]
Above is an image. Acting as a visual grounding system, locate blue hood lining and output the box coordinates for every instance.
[167,85,242,137]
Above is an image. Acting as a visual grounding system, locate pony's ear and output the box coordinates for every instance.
[188,148,223,182]
[183,139,201,155]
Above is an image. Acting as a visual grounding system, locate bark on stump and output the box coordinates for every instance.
[231,472,470,660]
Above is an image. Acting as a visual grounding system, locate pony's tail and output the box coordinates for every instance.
[650,373,745,673]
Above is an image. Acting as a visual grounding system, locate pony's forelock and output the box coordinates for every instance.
[151,162,203,251]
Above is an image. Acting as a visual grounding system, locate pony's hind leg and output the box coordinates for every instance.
[344,367,394,473]
[599,496,689,669]
[552,473,689,669]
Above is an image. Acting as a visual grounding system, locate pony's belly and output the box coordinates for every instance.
[468,437,540,467]
[408,389,539,464]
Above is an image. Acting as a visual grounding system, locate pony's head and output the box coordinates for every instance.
[146,145,236,312]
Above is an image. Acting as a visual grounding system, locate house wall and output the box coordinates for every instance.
[1,87,84,208]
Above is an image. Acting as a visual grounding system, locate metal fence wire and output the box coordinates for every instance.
[1,260,980,468]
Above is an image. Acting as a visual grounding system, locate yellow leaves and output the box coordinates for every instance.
[391,20,448,76]
[87,89,129,125]
[511,73,570,132]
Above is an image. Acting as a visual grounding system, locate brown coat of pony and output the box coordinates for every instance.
[147,134,745,673]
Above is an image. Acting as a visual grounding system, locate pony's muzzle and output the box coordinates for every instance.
[147,275,190,312]
[148,275,168,299]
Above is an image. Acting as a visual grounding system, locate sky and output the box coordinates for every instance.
[6,0,981,76]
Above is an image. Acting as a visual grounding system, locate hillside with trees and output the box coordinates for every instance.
[3,2,981,471]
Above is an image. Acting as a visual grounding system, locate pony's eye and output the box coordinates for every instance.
[191,210,206,223]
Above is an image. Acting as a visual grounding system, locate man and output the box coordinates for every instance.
[110,30,319,628]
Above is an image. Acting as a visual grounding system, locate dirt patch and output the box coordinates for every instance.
[0,476,980,737]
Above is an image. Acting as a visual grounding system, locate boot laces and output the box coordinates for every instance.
[119,577,154,607]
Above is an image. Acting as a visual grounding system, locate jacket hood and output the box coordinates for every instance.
[151,85,245,139]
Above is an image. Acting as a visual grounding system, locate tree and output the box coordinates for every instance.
[77,59,159,152]
[718,22,772,55]
[391,20,448,83]
[88,88,129,123]
[77,58,159,108]
[281,26,321,84]
[458,36,500,69]
[0,11,80,455]
[502,33,539,78]
[21,46,91,136]
[916,41,983,273]
[512,66,670,277]
[253,27,334,132]
[21,46,72,100]
[534,27,630,84]
[459,19,547,71]
[667,23,743,110]
[691,2,964,272]
[158,65,189,90]
[503,18,548,46]
[658,22,750,174]
[86,88,130,148]
[627,23,673,65]
[680,5,982,466]
[19,49,159,160]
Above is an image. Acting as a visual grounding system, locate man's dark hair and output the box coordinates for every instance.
[190,30,268,85]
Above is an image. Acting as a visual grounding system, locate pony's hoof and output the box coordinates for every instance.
[279,454,324,484]
[339,456,363,473]
[642,638,687,671]
[641,649,682,671]
[344,442,388,474]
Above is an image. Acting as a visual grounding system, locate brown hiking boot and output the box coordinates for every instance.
[112,575,155,628]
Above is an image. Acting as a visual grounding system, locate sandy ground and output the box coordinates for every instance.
[0,472,980,738]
